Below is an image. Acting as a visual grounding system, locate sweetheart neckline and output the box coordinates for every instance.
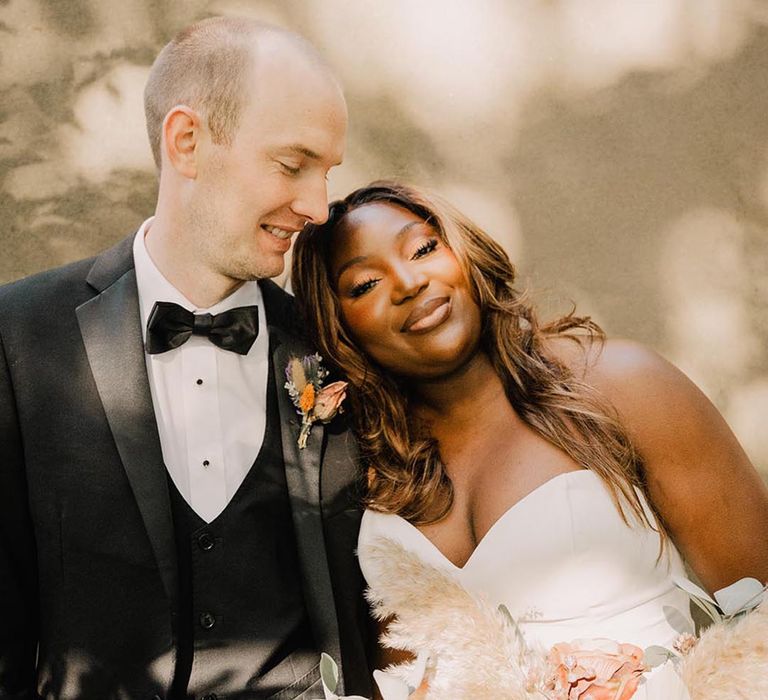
[383,469,597,571]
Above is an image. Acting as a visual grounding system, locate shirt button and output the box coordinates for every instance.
[201,694,218,700]
[199,611,216,629]
[196,378,203,385]
[202,460,210,467]
[197,533,215,551]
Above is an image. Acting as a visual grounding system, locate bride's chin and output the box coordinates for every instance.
[403,343,484,382]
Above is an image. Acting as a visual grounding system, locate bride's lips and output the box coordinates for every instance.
[401,297,452,333]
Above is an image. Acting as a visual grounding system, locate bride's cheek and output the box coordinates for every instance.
[341,305,374,340]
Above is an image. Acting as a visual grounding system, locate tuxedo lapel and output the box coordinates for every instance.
[75,237,177,608]
[264,284,344,690]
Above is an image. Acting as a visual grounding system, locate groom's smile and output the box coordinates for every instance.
[262,224,300,240]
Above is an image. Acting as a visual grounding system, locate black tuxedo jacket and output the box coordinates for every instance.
[0,235,371,699]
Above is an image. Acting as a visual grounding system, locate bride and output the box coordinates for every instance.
[291,182,768,699]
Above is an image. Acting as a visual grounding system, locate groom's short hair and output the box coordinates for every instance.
[144,16,326,170]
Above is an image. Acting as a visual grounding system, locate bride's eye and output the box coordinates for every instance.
[412,238,439,260]
[349,277,379,298]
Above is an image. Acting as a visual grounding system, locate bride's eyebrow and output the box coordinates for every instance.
[335,255,368,284]
[395,221,422,240]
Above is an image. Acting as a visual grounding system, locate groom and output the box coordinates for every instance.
[0,17,370,700]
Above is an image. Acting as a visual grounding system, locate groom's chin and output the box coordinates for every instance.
[257,254,288,280]
[226,247,289,281]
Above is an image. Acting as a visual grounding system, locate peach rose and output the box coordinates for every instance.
[545,639,646,700]
[313,381,348,422]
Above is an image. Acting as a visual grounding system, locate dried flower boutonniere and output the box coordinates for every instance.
[285,353,348,449]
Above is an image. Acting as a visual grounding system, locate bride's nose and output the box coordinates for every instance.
[391,264,429,304]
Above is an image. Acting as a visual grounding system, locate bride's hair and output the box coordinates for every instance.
[292,181,664,537]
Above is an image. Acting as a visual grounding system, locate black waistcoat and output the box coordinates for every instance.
[167,355,319,700]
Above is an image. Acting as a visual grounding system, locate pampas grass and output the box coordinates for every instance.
[682,600,768,699]
[363,537,539,698]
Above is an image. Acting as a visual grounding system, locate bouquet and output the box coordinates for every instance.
[337,536,768,700]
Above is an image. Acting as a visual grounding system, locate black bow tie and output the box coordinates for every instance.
[146,301,260,355]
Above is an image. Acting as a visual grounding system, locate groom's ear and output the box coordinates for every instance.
[162,105,201,179]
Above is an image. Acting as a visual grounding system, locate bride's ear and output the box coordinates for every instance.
[161,105,201,179]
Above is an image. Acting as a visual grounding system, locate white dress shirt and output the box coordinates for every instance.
[133,218,269,523]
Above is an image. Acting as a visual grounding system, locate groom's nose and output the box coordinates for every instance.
[291,175,330,225]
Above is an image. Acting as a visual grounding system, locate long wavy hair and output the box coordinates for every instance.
[292,182,664,537]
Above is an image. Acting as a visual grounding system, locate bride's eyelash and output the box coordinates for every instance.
[349,277,379,298]
[412,238,438,259]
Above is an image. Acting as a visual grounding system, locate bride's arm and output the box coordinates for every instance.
[575,338,768,592]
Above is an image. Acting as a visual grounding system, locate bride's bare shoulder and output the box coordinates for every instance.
[542,333,719,455]
[544,334,679,404]
[543,334,768,591]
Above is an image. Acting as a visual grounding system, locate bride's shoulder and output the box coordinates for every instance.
[544,335,686,407]
[542,334,722,454]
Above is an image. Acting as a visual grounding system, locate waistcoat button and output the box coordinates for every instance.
[197,532,215,551]
[199,611,216,629]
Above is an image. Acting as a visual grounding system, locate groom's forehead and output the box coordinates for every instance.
[237,50,347,153]
[247,38,343,102]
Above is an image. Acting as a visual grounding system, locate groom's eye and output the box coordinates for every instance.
[278,161,301,176]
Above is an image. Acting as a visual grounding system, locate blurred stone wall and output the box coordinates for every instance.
[2,0,767,476]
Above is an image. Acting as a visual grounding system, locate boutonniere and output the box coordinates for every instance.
[284,353,348,449]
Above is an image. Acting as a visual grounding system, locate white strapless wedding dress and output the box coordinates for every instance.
[358,470,694,698]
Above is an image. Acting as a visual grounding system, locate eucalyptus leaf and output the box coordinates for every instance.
[688,593,723,625]
[730,586,768,619]
[673,575,717,606]
[713,577,766,617]
[320,653,340,695]
[644,645,675,669]
[673,575,722,623]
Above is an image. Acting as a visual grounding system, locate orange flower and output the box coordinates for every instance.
[299,383,316,413]
[546,639,646,700]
